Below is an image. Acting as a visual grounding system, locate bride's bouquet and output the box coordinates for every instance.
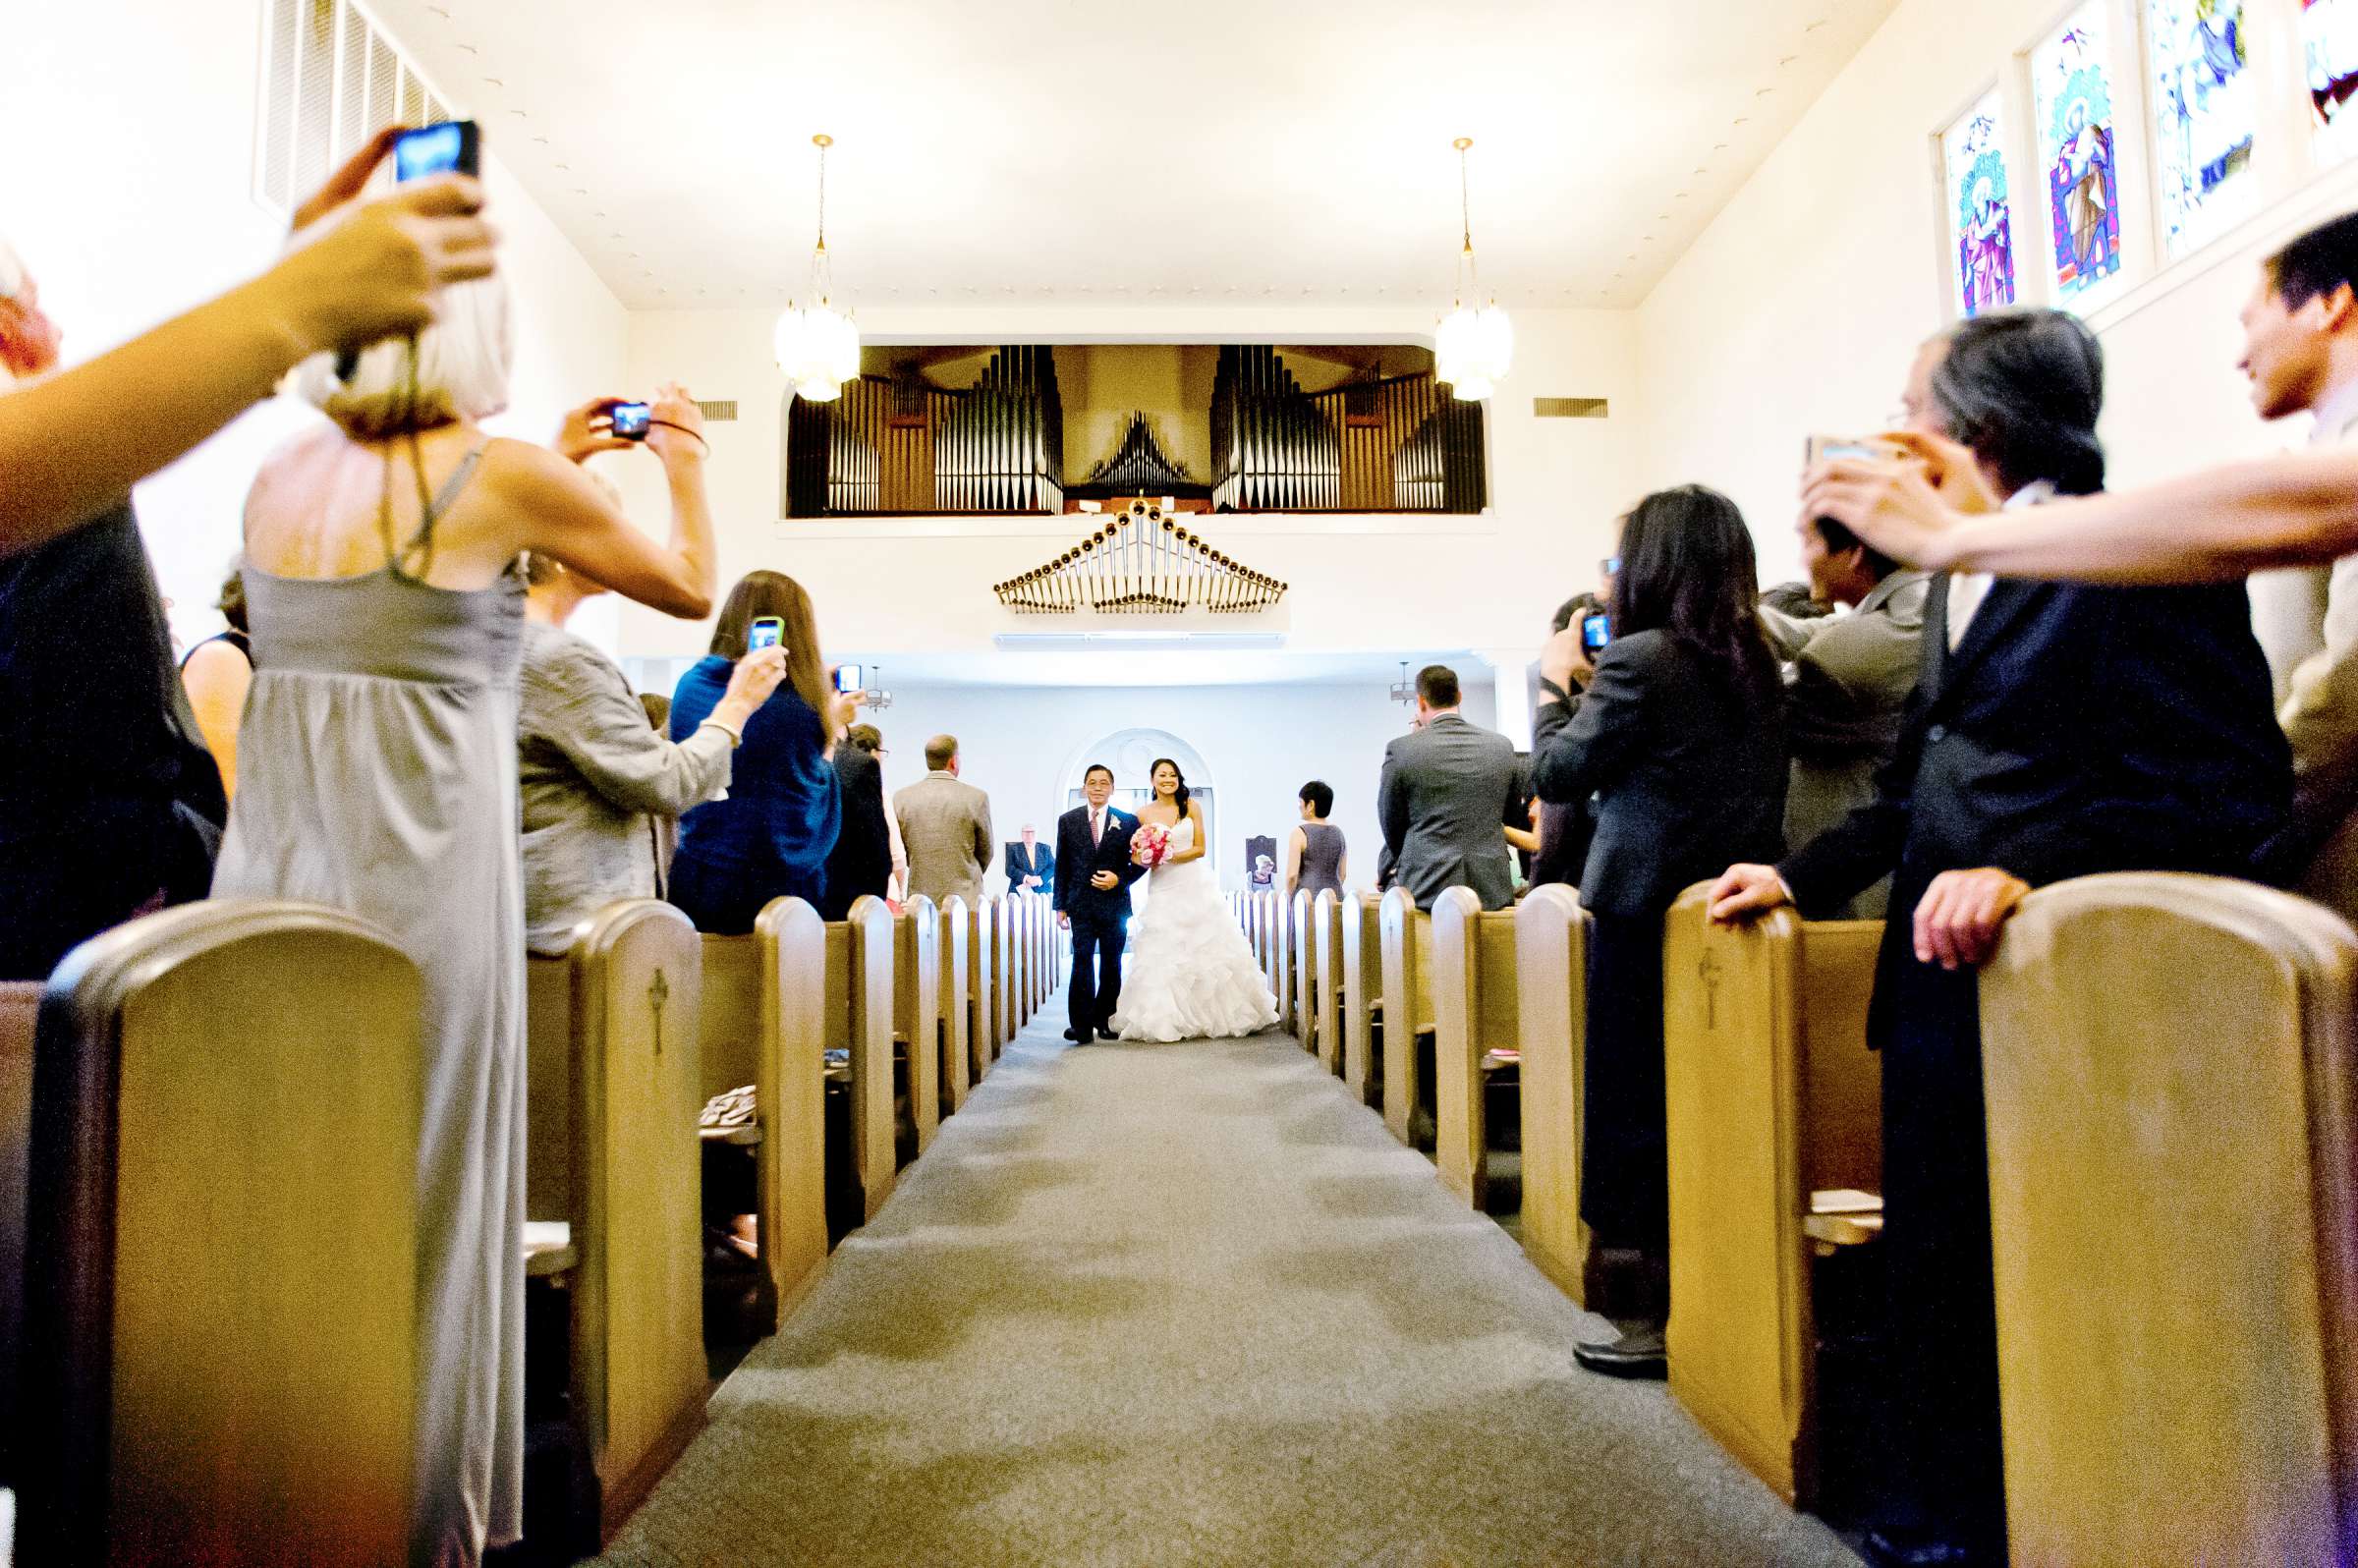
[1130,822,1174,870]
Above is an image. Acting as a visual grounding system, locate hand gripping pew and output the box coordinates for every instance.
[938,896,974,1117]
[1431,887,1521,1208]
[1378,886,1436,1147]
[13,902,423,1564]
[1515,885,1593,1306]
[1340,891,1384,1105]
[1292,890,1319,1056]
[895,896,943,1155]
[1658,881,1881,1508]
[1312,890,1346,1077]
[1977,873,2358,1567]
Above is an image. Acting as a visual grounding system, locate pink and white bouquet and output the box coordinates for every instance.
[1130,822,1174,870]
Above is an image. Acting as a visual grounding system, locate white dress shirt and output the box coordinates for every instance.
[1947,479,2056,650]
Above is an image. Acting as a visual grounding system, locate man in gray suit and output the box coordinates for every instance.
[894,733,993,908]
[1759,517,1930,918]
[1377,665,1522,911]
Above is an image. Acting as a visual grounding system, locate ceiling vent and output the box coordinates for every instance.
[695,400,739,422]
[255,0,452,219]
[1533,397,1610,419]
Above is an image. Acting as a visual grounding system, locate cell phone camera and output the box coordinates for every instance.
[610,402,652,441]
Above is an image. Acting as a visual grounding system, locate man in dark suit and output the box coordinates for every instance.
[1711,310,2289,1568]
[1376,665,1524,911]
[1004,825,1054,898]
[820,725,893,920]
[1053,763,1146,1043]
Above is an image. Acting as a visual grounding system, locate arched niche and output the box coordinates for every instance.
[1059,728,1220,869]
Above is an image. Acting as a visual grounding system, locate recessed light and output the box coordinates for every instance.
[533,136,548,144]
[1756,86,1775,96]
[1733,117,1749,126]
[553,162,569,171]
[454,42,477,54]
[573,188,588,196]
[509,109,527,118]
[481,77,502,87]
[1778,54,1798,66]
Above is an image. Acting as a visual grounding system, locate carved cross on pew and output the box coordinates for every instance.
[1699,950,1723,1029]
[648,968,670,1056]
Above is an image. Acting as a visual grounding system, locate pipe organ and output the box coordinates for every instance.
[1211,347,1487,514]
[994,500,1286,615]
[785,345,1064,517]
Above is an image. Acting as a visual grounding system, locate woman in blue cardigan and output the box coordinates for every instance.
[668,570,843,932]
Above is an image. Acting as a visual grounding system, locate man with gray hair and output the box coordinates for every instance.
[894,733,992,907]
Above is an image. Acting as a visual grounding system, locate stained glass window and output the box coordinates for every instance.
[1943,92,2017,317]
[2035,2,2127,302]
[2147,0,2257,257]
[2306,0,2358,160]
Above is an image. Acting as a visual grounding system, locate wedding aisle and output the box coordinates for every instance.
[594,991,1861,1566]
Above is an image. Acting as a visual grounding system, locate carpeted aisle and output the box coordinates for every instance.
[596,993,1862,1567]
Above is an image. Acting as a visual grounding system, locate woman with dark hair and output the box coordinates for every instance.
[1283,778,1347,902]
[666,570,844,933]
[1111,757,1278,1041]
[1531,484,1788,1378]
[1712,308,2288,1568]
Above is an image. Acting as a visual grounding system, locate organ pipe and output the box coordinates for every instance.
[991,501,1286,615]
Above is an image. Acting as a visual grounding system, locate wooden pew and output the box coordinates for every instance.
[1978,873,2358,1567]
[16,901,421,1563]
[939,895,973,1116]
[1312,890,1346,1077]
[968,897,997,1081]
[1291,890,1318,1055]
[1245,890,1265,971]
[1516,886,1592,1307]
[1431,887,1518,1207]
[1006,894,1028,1033]
[1339,891,1383,1106]
[895,896,942,1154]
[1268,889,1290,1014]
[843,896,899,1217]
[1378,886,1433,1146]
[1658,882,1881,1507]
[1,978,37,1446]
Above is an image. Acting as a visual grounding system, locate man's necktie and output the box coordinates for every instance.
[1091,810,1102,847]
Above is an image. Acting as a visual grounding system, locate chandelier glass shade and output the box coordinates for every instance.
[776,134,860,405]
[1435,137,1511,403]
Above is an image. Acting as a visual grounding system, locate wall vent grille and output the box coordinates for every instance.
[254,0,453,219]
[1533,397,1610,419]
[695,400,739,422]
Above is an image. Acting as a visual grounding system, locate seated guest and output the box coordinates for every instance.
[1284,780,1348,901]
[1759,517,1931,917]
[179,564,254,802]
[821,710,893,920]
[519,547,784,954]
[1376,666,1522,911]
[669,572,843,934]
[1714,309,2290,1568]
[1531,485,1787,1380]
[1532,595,1601,888]
[1006,823,1054,897]
[895,735,992,908]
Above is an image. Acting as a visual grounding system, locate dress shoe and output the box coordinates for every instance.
[1571,1322,1667,1379]
[1062,1027,1090,1043]
[1859,1528,1994,1568]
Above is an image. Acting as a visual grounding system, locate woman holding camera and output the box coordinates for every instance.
[666,571,845,934]
[1531,484,1788,1380]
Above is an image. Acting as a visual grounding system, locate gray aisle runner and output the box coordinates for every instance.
[597,993,1862,1567]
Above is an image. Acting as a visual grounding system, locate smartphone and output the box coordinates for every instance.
[747,616,783,653]
[609,402,652,441]
[1804,433,1903,467]
[1581,611,1611,653]
[393,120,480,182]
[833,663,864,694]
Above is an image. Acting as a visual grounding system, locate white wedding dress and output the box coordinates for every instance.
[1111,815,1281,1042]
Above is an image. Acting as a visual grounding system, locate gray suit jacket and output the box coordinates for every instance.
[1376,712,1521,912]
[895,770,993,908]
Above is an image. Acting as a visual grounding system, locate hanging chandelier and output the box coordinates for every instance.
[774,133,862,404]
[1433,137,1512,403]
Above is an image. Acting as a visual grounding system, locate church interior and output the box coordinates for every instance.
[9,0,2358,1562]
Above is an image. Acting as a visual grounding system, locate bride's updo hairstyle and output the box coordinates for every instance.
[1150,757,1190,815]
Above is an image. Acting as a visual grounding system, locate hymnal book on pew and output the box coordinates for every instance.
[1809,1189,1882,1215]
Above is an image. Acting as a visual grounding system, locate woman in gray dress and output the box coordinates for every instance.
[1284,778,1349,902]
[214,242,722,1562]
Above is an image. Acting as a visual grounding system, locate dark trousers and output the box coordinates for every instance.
[1,799,216,982]
[1579,911,1670,1260]
[1067,910,1126,1036]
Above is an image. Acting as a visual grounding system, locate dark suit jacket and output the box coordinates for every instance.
[820,745,892,920]
[1004,839,1055,895]
[1377,713,1524,911]
[1532,629,1788,919]
[1053,806,1145,925]
[1780,574,2291,1047]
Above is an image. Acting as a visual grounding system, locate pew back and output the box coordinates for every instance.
[847,897,899,1218]
[19,902,421,1564]
[755,897,830,1321]
[1979,873,2358,1567]
[1516,886,1591,1307]
[1659,884,1881,1505]
[1431,890,1518,1207]
[939,896,973,1114]
[896,898,942,1153]
[1378,887,1432,1145]
[699,932,761,1101]
[995,895,1016,1049]
[1291,890,1317,1049]
[1312,892,1344,1076]
[1,979,37,1439]
[1339,893,1382,1105]
[970,898,997,1078]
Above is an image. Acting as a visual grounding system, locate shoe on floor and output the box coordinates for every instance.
[1572,1322,1667,1379]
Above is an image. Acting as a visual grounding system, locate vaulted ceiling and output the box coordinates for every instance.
[372,0,1897,313]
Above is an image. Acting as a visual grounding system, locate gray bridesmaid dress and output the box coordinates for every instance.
[210,448,527,1563]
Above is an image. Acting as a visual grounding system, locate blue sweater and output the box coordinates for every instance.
[668,657,841,902]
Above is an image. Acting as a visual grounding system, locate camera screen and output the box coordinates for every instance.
[394,122,474,182]
[747,618,783,653]
[610,402,651,440]
[1582,612,1610,651]
[834,663,864,694]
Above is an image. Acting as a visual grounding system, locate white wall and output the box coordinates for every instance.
[6,0,628,650]
[1637,0,2358,583]
[614,305,1643,672]
[848,678,1501,897]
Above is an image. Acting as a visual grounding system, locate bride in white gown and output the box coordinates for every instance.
[1111,758,1281,1042]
